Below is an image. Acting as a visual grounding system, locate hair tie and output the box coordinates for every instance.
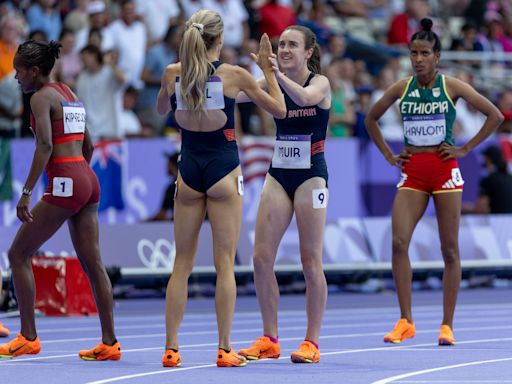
[191,23,204,35]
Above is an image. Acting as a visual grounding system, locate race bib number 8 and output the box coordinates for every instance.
[62,101,86,134]
[312,188,328,209]
[52,177,73,197]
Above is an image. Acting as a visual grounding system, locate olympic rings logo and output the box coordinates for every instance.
[137,238,176,269]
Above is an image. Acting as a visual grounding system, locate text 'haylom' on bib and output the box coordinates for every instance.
[175,76,225,110]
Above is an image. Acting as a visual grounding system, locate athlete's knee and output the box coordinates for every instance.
[440,243,460,265]
[253,250,275,273]
[392,235,410,256]
[300,253,323,276]
[7,246,31,268]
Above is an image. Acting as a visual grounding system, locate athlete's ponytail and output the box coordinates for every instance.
[179,10,223,114]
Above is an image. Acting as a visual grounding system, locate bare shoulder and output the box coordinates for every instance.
[163,63,181,82]
[443,75,473,98]
[217,63,246,81]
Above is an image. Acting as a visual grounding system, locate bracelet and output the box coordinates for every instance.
[22,187,32,196]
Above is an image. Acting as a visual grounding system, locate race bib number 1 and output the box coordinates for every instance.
[52,177,73,197]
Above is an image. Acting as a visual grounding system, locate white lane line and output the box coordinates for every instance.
[397,381,512,383]
[19,322,512,345]
[82,338,512,384]
[371,357,512,384]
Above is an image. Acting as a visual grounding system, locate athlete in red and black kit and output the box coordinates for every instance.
[0,40,120,361]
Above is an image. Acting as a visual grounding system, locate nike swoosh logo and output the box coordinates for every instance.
[8,343,26,354]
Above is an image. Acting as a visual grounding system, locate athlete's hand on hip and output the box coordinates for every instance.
[17,195,34,223]
[386,150,411,168]
[438,142,468,160]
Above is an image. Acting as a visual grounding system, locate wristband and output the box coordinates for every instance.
[22,187,32,196]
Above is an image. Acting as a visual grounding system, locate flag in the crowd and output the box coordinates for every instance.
[239,136,275,184]
[91,140,125,211]
[0,138,13,201]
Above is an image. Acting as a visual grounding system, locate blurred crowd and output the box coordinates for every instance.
[2,0,512,141]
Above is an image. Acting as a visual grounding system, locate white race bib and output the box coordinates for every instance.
[62,101,86,134]
[312,188,328,209]
[175,76,225,110]
[52,177,73,197]
[272,134,311,169]
[403,113,446,146]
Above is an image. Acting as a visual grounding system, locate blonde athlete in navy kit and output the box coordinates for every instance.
[238,25,331,364]
[366,18,503,346]
[156,10,285,368]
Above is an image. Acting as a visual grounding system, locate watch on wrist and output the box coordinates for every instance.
[22,187,32,196]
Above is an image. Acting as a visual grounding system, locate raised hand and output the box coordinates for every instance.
[250,33,273,72]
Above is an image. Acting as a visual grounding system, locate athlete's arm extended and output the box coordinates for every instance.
[275,71,330,108]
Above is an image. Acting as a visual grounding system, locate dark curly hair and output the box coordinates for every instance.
[16,40,62,76]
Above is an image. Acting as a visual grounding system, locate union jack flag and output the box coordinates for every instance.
[91,140,125,211]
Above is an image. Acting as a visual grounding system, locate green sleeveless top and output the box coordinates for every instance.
[399,73,456,146]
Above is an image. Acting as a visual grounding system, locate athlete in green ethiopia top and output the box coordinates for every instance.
[365,18,503,347]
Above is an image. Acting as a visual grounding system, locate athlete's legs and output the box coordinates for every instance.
[391,189,430,322]
[253,175,294,338]
[293,178,328,344]
[433,192,462,328]
[8,201,72,339]
[206,166,243,350]
[165,174,206,349]
[67,203,116,345]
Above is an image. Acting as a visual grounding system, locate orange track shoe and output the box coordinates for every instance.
[79,341,121,361]
[0,333,41,358]
[217,348,247,367]
[238,336,281,360]
[290,341,320,363]
[438,325,455,346]
[0,322,9,337]
[162,349,182,367]
[383,319,416,344]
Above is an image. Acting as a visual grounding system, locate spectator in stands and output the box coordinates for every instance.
[25,0,62,42]
[135,0,180,45]
[75,0,114,53]
[109,0,147,89]
[497,88,512,133]
[320,34,346,69]
[156,9,285,368]
[119,86,144,137]
[353,84,373,140]
[63,0,89,33]
[258,0,296,42]
[464,145,512,214]
[76,45,126,139]
[325,60,355,137]
[453,71,486,140]
[51,28,82,90]
[0,13,24,138]
[147,152,179,221]
[366,18,504,348]
[370,66,402,141]
[387,0,431,46]
[207,0,249,50]
[140,23,182,135]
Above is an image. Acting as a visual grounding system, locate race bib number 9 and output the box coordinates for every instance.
[176,76,225,110]
[312,188,328,209]
[52,177,73,197]
[272,134,311,169]
[62,101,86,134]
[403,114,446,146]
